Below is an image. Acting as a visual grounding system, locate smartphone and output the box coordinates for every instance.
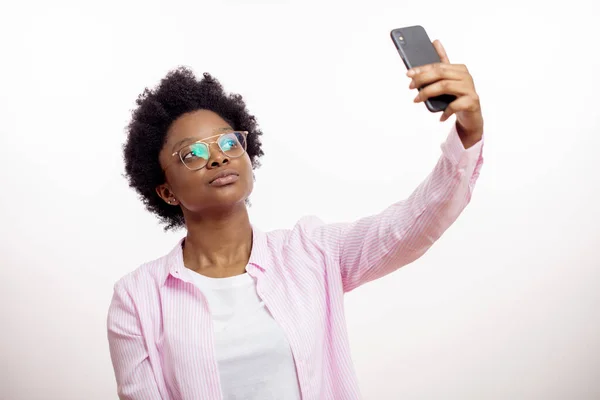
[390,25,455,113]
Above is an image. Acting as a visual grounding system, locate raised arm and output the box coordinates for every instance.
[304,39,484,292]
[303,124,482,292]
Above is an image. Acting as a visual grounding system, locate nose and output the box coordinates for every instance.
[206,142,229,169]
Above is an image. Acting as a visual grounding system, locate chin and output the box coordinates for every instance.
[203,184,252,209]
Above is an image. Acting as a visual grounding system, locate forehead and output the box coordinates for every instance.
[166,109,233,149]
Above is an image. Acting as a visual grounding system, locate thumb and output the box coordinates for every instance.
[433,40,450,63]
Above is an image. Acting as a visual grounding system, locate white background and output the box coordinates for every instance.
[1,0,599,399]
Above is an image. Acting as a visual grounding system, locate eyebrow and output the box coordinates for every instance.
[171,127,234,152]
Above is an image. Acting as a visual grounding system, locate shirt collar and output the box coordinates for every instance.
[160,225,270,286]
[248,225,269,272]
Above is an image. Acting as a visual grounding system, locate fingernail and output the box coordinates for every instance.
[407,69,415,77]
[413,94,420,102]
[409,80,415,89]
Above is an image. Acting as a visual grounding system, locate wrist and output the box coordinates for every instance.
[456,122,483,149]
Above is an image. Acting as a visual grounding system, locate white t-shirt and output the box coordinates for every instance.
[180,267,302,400]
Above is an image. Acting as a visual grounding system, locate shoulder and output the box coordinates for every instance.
[112,242,180,295]
[257,215,343,264]
[261,216,328,245]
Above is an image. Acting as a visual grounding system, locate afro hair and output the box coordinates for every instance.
[123,67,264,230]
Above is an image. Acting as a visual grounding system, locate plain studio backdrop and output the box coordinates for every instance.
[0,0,599,399]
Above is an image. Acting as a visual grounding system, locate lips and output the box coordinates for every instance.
[209,169,239,186]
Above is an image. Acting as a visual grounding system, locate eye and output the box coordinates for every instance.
[222,139,236,151]
[183,143,209,160]
[219,135,240,152]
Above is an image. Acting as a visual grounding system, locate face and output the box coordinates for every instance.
[156,109,254,217]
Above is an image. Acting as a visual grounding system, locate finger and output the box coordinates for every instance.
[433,40,450,63]
[439,96,479,122]
[414,80,472,103]
[409,66,469,89]
[407,62,467,76]
[440,102,457,122]
[406,62,468,79]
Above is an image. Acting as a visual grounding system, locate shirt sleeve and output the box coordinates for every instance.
[303,125,484,293]
[107,282,164,400]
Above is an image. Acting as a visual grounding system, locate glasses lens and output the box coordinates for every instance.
[180,142,209,170]
[218,132,246,158]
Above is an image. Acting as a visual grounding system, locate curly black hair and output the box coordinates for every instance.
[123,67,264,231]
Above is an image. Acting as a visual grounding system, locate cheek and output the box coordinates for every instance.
[241,156,254,183]
[241,152,252,167]
[245,172,255,191]
[167,168,205,196]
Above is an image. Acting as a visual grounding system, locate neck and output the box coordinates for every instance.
[182,202,252,277]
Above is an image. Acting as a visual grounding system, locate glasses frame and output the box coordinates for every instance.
[165,131,249,171]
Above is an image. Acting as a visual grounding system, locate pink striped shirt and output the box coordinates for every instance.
[107,126,484,400]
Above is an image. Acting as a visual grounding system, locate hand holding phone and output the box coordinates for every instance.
[390,25,455,113]
[389,25,484,141]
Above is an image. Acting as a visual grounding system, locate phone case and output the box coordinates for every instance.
[390,25,456,113]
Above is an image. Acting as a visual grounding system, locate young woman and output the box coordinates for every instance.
[108,41,484,400]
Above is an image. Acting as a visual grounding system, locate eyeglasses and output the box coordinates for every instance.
[167,131,248,171]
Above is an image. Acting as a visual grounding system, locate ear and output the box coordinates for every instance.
[156,184,179,206]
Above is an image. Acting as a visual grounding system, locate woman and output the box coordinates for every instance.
[107,40,484,400]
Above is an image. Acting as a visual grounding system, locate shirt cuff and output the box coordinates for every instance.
[441,123,484,168]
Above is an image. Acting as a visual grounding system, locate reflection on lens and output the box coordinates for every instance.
[179,132,247,170]
[219,132,246,157]
[190,143,209,159]
[182,143,209,169]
